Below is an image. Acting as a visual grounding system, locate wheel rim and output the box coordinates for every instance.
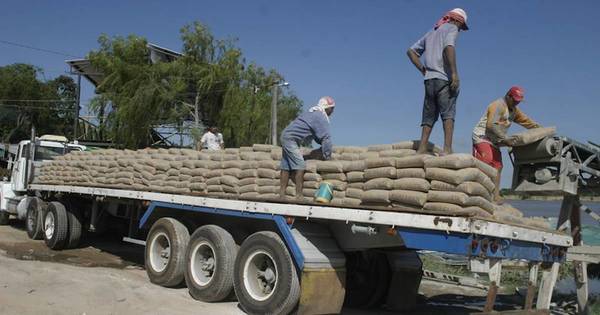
[44,211,55,240]
[149,232,171,273]
[190,241,216,286]
[243,250,278,302]
[27,208,37,232]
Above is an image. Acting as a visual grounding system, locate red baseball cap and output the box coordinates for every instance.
[508,86,525,102]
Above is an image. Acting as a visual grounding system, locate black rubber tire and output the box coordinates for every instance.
[343,251,391,309]
[0,210,9,225]
[145,218,190,287]
[233,231,300,315]
[26,198,46,240]
[65,204,83,249]
[184,225,238,302]
[43,202,69,250]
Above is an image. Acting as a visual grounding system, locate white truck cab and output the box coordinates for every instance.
[0,135,85,223]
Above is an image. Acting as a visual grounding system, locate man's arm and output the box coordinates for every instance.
[485,103,508,143]
[407,49,426,76]
[514,108,541,129]
[443,45,459,92]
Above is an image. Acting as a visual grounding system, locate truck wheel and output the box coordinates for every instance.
[234,231,300,315]
[26,198,46,240]
[0,210,9,225]
[65,205,83,249]
[145,218,190,287]
[184,225,238,302]
[43,202,69,250]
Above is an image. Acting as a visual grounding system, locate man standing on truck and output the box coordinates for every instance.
[279,96,335,199]
[472,86,542,203]
[200,127,221,151]
[407,8,469,155]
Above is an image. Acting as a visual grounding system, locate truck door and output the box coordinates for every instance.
[11,143,30,192]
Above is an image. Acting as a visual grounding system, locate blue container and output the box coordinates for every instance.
[314,182,334,203]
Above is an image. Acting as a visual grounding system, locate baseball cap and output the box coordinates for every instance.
[508,86,525,102]
[449,8,469,30]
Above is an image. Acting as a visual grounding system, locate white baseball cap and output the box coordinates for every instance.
[449,8,469,30]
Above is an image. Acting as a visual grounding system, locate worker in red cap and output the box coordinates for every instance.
[407,8,469,155]
[472,86,542,203]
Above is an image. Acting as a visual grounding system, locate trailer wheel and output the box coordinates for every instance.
[26,198,46,240]
[0,210,9,225]
[43,202,69,250]
[65,204,83,249]
[145,218,190,287]
[234,231,300,315]
[185,225,238,302]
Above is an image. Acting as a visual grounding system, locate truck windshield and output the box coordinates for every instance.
[34,146,65,161]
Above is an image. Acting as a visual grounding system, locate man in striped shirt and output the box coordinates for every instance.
[472,86,542,203]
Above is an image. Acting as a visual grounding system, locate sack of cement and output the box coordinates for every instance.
[430,180,493,201]
[392,178,430,192]
[379,149,416,158]
[396,168,426,179]
[322,173,347,181]
[427,190,469,206]
[364,167,396,180]
[341,160,366,172]
[389,190,427,207]
[507,127,556,147]
[365,178,394,190]
[366,158,396,169]
[424,154,498,180]
[346,171,364,183]
[425,168,495,193]
[316,161,344,173]
[395,155,431,168]
[361,190,390,204]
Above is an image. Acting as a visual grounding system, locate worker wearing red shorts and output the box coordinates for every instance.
[472,86,541,203]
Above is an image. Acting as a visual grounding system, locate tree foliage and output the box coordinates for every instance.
[88,21,302,149]
[0,63,76,143]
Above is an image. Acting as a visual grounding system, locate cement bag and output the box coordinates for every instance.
[326,180,347,191]
[240,152,271,161]
[303,173,322,182]
[190,168,208,177]
[359,152,380,160]
[389,190,427,207]
[427,190,469,206]
[425,168,493,190]
[392,178,430,192]
[223,160,245,169]
[342,160,366,172]
[222,185,240,194]
[465,196,495,214]
[221,175,239,187]
[495,203,524,218]
[257,168,279,179]
[206,177,221,185]
[271,149,283,160]
[257,178,279,186]
[340,152,361,161]
[304,161,318,173]
[391,141,415,150]
[241,192,260,198]
[507,127,556,147]
[190,176,205,183]
[179,174,192,182]
[342,198,362,206]
[346,188,364,199]
[333,191,346,199]
[239,184,259,194]
[346,171,364,183]
[348,182,365,189]
[223,168,242,178]
[179,167,193,176]
[457,182,493,201]
[239,169,258,179]
[424,202,492,218]
[364,167,396,180]
[322,173,347,181]
[424,154,498,181]
[239,146,253,152]
[365,178,394,190]
[316,161,344,173]
[148,160,171,172]
[239,178,257,186]
[207,185,224,193]
[258,160,280,170]
[303,181,321,189]
[366,158,396,169]
[334,146,367,154]
[258,186,279,194]
[379,149,416,158]
[367,144,393,152]
[395,155,430,168]
[361,190,390,204]
[206,169,223,178]
[396,168,425,179]
[253,144,275,152]
[302,188,317,198]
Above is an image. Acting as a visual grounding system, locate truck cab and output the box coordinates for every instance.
[0,135,85,223]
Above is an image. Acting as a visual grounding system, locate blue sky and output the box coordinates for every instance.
[1,1,599,187]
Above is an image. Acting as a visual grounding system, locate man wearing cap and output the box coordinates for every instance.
[279,96,335,200]
[407,8,469,155]
[472,86,542,203]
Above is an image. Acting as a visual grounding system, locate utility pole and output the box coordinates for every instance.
[270,84,279,146]
[74,74,81,141]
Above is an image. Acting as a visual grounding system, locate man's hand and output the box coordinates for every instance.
[450,74,460,93]
[419,65,426,76]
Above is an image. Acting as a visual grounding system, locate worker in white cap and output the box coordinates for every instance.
[407,8,469,155]
[279,96,335,199]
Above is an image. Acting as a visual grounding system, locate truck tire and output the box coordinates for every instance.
[65,205,83,249]
[233,231,300,315]
[145,217,190,287]
[0,210,9,225]
[184,225,238,302]
[43,202,69,250]
[26,198,46,240]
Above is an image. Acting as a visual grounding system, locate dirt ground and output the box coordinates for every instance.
[0,221,566,315]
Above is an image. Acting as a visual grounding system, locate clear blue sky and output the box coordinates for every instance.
[1,1,599,187]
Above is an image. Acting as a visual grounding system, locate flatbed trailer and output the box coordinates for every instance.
[16,182,571,314]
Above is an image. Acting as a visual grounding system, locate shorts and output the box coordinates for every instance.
[421,79,459,127]
[473,141,502,169]
[280,138,305,171]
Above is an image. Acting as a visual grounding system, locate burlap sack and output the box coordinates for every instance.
[316,161,344,173]
[257,178,279,186]
[326,180,347,191]
[303,173,322,181]
[253,144,275,152]
[364,167,396,180]
[430,180,492,200]
[346,188,364,199]
[239,146,253,152]
[340,153,361,161]
[424,154,498,181]
[379,149,416,158]
[425,168,494,192]
[366,158,396,169]
[239,169,258,178]
[207,185,223,193]
[221,175,239,186]
[206,177,221,185]
[334,146,367,154]
[465,196,495,214]
[223,160,245,169]
[395,168,425,179]
[395,155,430,168]
[241,192,261,198]
[365,178,394,190]
[367,144,393,152]
[389,190,427,207]
[346,172,364,183]
[258,160,280,170]
[427,190,469,206]
[205,169,222,178]
[302,188,317,198]
[342,198,362,206]
[258,168,279,179]
[239,178,257,186]
[348,182,365,189]
[258,186,279,194]
[190,176,205,183]
[359,152,380,160]
[190,168,208,177]
[508,127,556,146]
[341,160,366,172]
[392,178,430,192]
[179,174,192,182]
[322,173,347,181]
[222,185,240,194]
[149,160,170,172]
[223,168,242,178]
[361,190,390,204]
[303,181,321,189]
[391,141,415,150]
[239,184,258,194]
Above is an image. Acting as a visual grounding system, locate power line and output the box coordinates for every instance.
[0,39,81,58]
[0,99,76,103]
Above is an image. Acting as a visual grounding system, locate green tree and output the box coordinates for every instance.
[0,63,77,143]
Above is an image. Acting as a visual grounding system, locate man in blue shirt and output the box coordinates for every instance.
[279,96,335,199]
[407,8,469,155]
